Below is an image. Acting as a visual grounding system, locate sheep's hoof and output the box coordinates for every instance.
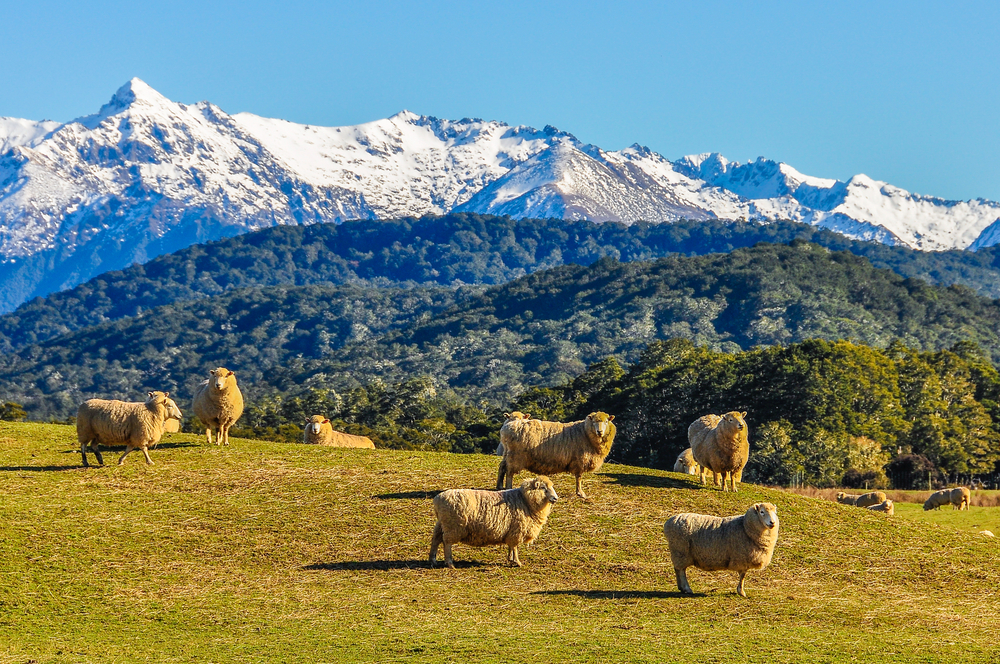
[576,492,587,499]
[446,562,455,569]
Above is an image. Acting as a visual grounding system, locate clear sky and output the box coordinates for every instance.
[3,0,998,201]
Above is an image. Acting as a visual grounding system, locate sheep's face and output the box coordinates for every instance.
[306,415,329,435]
[210,368,234,391]
[723,411,747,431]
[165,398,183,421]
[753,503,778,530]
[587,412,615,437]
[523,476,559,504]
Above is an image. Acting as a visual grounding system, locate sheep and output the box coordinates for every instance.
[429,476,559,568]
[161,397,183,434]
[663,502,779,598]
[980,530,995,538]
[495,412,531,456]
[192,367,244,446]
[923,489,952,511]
[673,448,701,475]
[76,391,172,466]
[496,412,616,499]
[302,415,375,448]
[689,411,749,492]
[866,499,894,516]
[950,487,971,510]
[854,491,887,508]
[835,492,862,506]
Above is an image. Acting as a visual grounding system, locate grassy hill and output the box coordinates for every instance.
[1,422,997,663]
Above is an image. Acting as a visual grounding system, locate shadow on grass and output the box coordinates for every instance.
[533,589,703,600]
[375,490,442,500]
[58,441,200,453]
[602,473,692,490]
[0,464,80,472]
[303,559,486,571]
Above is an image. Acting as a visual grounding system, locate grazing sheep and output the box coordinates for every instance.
[835,492,862,506]
[923,489,952,511]
[854,491,888,509]
[495,412,531,456]
[161,397,183,434]
[673,448,701,475]
[429,476,559,568]
[689,411,749,492]
[496,412,616,498]
[950,487,971,510]
[663,502,779,598]
[76,391,172,466]
[866,499,895,516]
[302,415,375,448]
[192,367,244,446]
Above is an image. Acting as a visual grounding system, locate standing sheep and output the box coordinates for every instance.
[663,502,779,598]
[866,499,895,516]
[495,412,531,456]
[161,397,183,434]
[950,487,971,510]
[429,476,559,568]
[302,415,375,448]
[77,391,173,466]
[496,412,616,499]
[689,411,749,492]
[923,489,952,511]
[192,367,244,446]
[673,448,701,475]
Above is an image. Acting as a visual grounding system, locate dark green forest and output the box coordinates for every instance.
[5,213,1000,354]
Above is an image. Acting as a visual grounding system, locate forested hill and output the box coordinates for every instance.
[5,241,1000,420]
[4,213,1000,355]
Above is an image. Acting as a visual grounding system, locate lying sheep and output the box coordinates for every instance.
[854,491,887,508]
[77,391,173,466]
[430,476,559,568]
[663,502,779,598]
[923,489,952,511]
[302,415,375,448]
[980,530,995,538]
[496,412,616,498]
[866,499,894,516]
[689,411,749,492]
[192,367,244,446]
[836,492,862,506]
[495,412,531,456]
[950,487,971,510]
[673,448,702,475]
[161,397,183,434]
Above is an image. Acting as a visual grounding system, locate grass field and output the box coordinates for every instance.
[1,422,998,663]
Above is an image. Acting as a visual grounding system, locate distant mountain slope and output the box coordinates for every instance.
[5,215,1000,357]
[5,241,1000,419]
[3,79,1000,311]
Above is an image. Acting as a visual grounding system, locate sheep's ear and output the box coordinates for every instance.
[228,370,234,377]
[524,414,531,420]
[741,411,747,418]
[503,412,511,419]
[323,419,329,424]
[609,415,615,421]
[148,391,154,397]
[164,392,169,398]
[210,369,217,376]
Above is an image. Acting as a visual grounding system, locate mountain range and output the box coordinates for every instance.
[2,78,1000,312]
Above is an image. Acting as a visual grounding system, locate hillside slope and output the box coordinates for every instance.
[0,422,996,663]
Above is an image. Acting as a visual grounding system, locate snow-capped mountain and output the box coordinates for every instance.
[1,78,999,313]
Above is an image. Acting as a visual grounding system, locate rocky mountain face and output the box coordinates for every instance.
[1,78,998,312]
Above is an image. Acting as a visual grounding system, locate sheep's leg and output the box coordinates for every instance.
[140,445,154,465]
[443,542,455,569]
[509,545,521,567]
[736,571,749,598]
[495,459,507,491]
[118,446,134,465]
[90,443,104,466]
[576,474,587,499]
[205,427,214,445]
[699,467,707,485]
[80,439,91,467]
[674,567,693,594]
[429,523,443,567]
[505,465,514,490]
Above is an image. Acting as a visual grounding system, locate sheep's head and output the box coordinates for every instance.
[164,397,183,421]
[722,411,747,432]
[836,492,846,500]
[209,367,235,391]
[146,391,169,406]
[521,476,559,506]
[750,502,778,530]
[306,415,330,435]
[586,412,615,438]
[504,411,531,422]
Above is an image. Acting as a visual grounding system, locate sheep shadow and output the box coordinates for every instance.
[533,589,704,600]
[602,473,692,490]
[0,464,80,472]
[375,490,443,500]
[303,559,486,571]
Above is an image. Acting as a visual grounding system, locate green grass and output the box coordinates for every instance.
[895,501,1000,534]
[1,422,999,663]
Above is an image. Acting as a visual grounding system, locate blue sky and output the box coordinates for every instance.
[3,0,998,201]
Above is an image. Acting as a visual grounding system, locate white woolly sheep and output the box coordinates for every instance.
[980,530,995,537]
[866,499,894,516]
[663,502,779,598]
[495,411,531,456]
[77,391,173,466]
[429,475,559,568]
[496,412,616,498]
[689,411,749,492]
[302,415,375,448]
[950,487,971,510]
[192,367,244,446]
[673,448,701,475]
[923,489,952,511]
[161,397,183,434]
